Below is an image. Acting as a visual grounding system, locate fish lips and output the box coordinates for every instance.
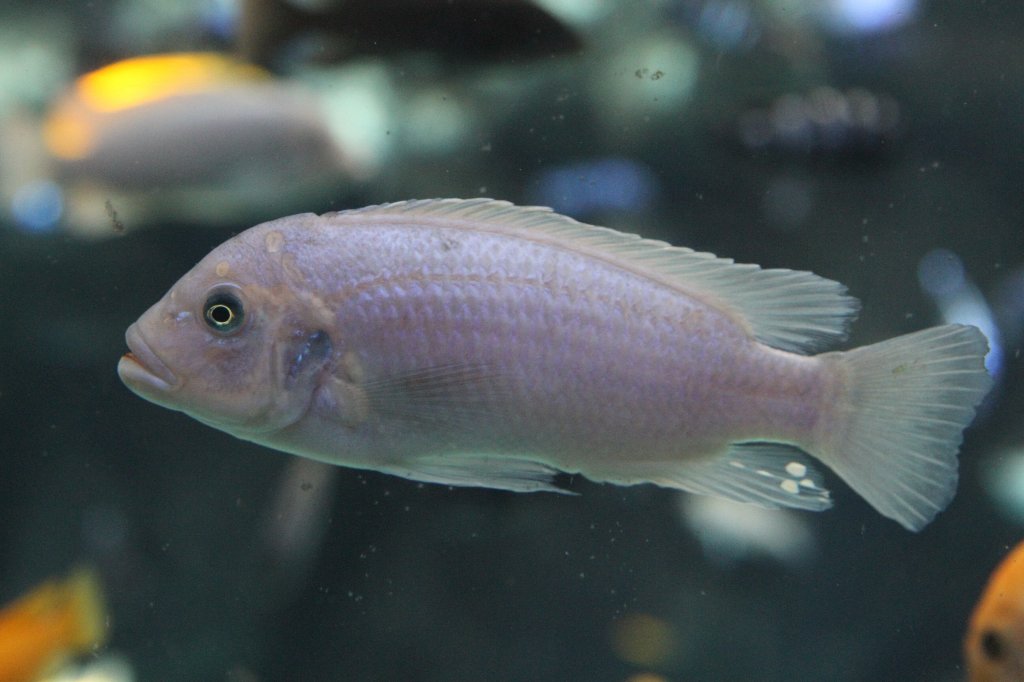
[118,323,181,404]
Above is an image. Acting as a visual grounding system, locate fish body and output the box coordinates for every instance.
[118,199,991,530]
[0,569,106,682]
[966,541,1024,681]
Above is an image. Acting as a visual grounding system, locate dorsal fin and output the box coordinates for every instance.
[325,199,860,353]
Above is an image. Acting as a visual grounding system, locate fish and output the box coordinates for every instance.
[117,199,992,531]
[679,495,816,568]
[236,0,581,70]
[34,52,350,237]
[0,569,107,682]
[965,541,1024,681]
[730,86,902,162]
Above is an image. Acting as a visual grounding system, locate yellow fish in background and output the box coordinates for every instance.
[42,52,273,168]
[966,542,1024,681]
[0,569,107,682]
[235,0,581,68]
[117,199,992,530]
[23,52,350,237]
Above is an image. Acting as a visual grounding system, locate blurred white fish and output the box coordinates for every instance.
[679,495,815,567]
[118,199,991,530]
[5,53,353,237]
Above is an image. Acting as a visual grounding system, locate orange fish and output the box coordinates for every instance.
[0,569,107,682]
[965,542,1024,681]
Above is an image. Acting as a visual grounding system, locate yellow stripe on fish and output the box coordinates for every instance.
[44,53,271,162]
[76,53,270,113]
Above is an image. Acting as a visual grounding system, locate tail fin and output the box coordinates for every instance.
[813,324,991,531]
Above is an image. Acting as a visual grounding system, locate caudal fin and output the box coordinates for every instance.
[813,324,991,531]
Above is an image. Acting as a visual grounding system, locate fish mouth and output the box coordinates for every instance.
[118,324,179,395]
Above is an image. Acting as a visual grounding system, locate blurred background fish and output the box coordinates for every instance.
[0,569,107,682]
[5,52,354,237]
[678,495,817,569]
[728,86,903,162]
[965,542,1024,682]
[0,0,580,238]
[235,0,581,69]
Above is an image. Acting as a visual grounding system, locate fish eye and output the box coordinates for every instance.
[981,629,1006,661]
[203,291,244,334]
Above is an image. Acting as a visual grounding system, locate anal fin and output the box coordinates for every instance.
[618,444,832,512]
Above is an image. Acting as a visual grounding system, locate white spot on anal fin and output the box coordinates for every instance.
[785,461,807,478]
[647,444,832,512]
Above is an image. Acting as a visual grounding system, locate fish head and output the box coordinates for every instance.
[118,220,336,437]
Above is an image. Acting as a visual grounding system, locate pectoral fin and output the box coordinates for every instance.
[361,363,508,429]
